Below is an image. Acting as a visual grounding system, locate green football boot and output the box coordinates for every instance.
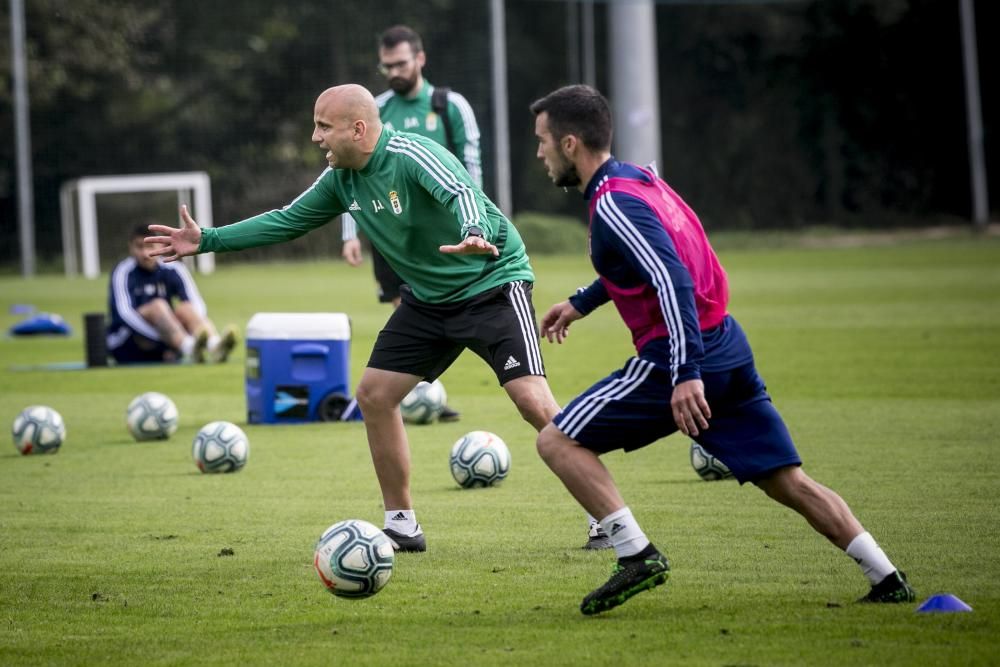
[581,551,670,615]
[858,571,916,603]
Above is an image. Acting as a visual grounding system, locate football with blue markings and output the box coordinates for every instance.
[126,392,179,441]
[11,405,65,455]
[690,441,734,481]
[313,519,394,599]
[400,380,447,424]
[449,430,511,488]
[191,421,249,473]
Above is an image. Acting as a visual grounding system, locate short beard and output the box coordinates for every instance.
[388,76,416,96]
[553,164,581,188]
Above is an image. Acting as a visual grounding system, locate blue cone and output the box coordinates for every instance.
[916,594,972,613]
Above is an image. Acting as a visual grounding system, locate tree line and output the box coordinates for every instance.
[0,0,994,268]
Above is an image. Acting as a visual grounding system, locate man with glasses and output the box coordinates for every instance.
[341,24,480,424]
[373,25,482,188]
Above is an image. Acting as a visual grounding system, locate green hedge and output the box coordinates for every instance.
[511,211,588,255]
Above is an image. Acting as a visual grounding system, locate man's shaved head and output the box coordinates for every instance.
[315,84,381,127]
[312,84,383,170]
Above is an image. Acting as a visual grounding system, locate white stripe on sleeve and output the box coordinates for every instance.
[595,193,685,384]
[342,214,357,241]
[387,136,480,226]
[111,258,161,341]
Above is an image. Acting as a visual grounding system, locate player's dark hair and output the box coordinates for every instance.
[379,25,424,54]
[530,85,612,152]
[131,222,154,240]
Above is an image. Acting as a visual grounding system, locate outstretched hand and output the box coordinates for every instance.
[439,236,499,257]
[671,379,711,437]
[539,301,583,344]
[145,205,203,262]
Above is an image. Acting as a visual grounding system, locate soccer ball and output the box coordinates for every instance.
[126,392,179,441]
[400,380,447,424]
[11,405,65,455]
[689,441,734,481]
[313,519,394,598]
[192,421,249,473]
[449,430,511,488]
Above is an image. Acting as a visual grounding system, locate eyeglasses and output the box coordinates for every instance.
[377,59,413,76]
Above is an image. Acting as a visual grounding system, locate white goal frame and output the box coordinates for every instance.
[59,171,215,278]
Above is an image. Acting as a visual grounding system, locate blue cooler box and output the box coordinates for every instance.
[245,313,354,424]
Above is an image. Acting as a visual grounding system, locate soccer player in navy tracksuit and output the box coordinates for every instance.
[530,85,915,615]
[107,224,236,365]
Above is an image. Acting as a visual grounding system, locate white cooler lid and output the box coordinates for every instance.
[246,312,351,340]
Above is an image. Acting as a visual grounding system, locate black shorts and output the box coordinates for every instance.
[372,247,405,303]
[367,281,546,385]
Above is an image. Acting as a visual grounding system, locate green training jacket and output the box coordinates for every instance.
[198,127,533,303]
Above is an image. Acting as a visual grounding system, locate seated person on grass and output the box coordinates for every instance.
[106,223,237,365]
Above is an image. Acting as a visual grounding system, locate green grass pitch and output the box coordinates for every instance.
[1,235,998,665]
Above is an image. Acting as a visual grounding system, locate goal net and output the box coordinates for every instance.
[59,171,215,278]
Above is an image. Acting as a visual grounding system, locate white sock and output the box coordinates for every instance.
[179,335,196,358]
[384,509,420,536]
[206,334,221,351]
[587,514,600,529]
[845,531,896,585]
[599,507,650,559]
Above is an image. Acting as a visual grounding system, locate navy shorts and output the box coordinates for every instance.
[107,326,173,365]
[553,358,802,483]
[367,281,545,385]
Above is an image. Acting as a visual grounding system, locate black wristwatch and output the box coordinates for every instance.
[465,226,484,239]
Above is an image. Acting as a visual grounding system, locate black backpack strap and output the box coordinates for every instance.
[431,86,457,156]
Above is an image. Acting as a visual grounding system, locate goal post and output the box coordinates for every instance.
[59,171,215,278]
